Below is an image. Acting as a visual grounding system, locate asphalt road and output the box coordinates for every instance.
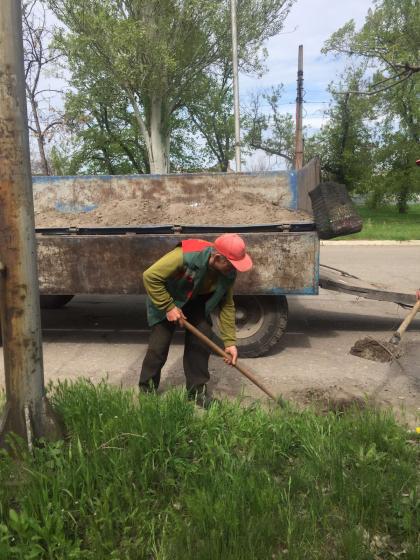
[1,244,419,423]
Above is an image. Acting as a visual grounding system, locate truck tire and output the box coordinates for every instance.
[40,295,74,309]
[213,295,288,358]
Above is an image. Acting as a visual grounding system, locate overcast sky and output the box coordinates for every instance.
[240,0,374,131]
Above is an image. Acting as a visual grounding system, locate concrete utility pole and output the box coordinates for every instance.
[231,0,241,172]
[0,1,61,448]
[294,45,304,170]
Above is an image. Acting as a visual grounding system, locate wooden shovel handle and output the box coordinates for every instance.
[395,299,420,337]
[182,320,277,401]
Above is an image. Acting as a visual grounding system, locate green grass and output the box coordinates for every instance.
[340,204,420,240]
[0,380,418,559]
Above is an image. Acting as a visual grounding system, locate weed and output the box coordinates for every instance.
[0,380,418,559]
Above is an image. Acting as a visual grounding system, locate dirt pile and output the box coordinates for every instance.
[35,192,312,228]
[350,337,402,363]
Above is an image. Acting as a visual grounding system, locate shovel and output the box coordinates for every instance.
[350,293,420,363]
[182,319,279,402]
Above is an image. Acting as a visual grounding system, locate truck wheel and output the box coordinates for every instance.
[234,295,288,357]
[40,295,74,309]
[213,295,288,358]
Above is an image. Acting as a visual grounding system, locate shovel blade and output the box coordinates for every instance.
[350,337,402,363]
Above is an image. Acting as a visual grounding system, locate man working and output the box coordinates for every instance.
[139,233,253,406]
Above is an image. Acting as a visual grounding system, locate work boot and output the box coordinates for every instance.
[139,377,159,393]
[187,385,219,409]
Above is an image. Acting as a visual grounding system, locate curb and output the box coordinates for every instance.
[321,240,420,246]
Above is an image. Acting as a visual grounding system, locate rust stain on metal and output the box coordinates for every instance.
[36,232,319,295]
[31,162,321,300]
[32,171,294,215]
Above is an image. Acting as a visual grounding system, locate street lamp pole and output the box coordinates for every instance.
[294,45,304,170]
[231,0,241,172]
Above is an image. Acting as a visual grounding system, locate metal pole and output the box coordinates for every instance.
[231,0,241,172]
[294,45,304,170]
[0,1,62,446]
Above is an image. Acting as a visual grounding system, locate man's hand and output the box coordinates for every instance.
[166,306,187,325]
[224,345,238,366]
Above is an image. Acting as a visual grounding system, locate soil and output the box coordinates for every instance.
[289,386,368,414]
[34,192,312,228]
[349,337,402,363]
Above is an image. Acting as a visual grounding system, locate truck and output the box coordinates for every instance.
[32,158,321,358]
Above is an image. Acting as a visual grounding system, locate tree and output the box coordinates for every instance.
[322,0,420,211]
[245,85,295,168]
[366,77,419,212]
[186,61,235,172]
[23,0,64,175]
[312,71,375,191]
[58,73,210,174]
[322,0,419,96]
[48,0,294,173]
[64,76,149,174]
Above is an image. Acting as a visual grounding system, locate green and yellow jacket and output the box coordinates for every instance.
[143,239,237,347]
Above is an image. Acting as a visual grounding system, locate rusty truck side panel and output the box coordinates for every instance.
[32,170,298,214]
[36,232,319,295]
[32,161,320,297]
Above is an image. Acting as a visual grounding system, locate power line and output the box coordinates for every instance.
[252,100,329,108]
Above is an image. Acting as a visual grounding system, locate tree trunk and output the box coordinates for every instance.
[148,96,169,174]
[29,94,50,175]
[220,159,229,172]
[337,93,350,185]
[136,7,169,174]
[367,188,383,209]
[101,147,116,175]
[36,131,50,175]
[127,90,169,174]
[397,171,410,214]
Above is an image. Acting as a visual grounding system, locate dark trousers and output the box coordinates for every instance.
[139,296,214,391]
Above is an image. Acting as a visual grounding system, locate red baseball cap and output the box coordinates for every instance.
[214,234,253,272]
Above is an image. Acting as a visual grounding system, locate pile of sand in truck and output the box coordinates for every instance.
[35,191,312,228]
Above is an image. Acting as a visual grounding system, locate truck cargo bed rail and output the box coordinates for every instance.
[36,222,316,236]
